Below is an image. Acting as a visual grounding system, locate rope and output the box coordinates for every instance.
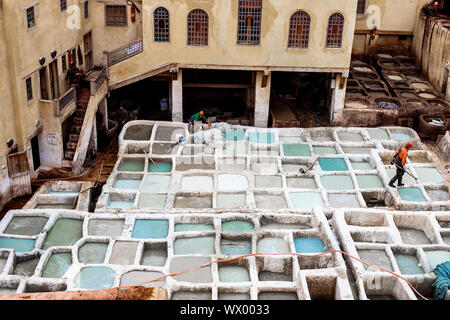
[112,250,430,300]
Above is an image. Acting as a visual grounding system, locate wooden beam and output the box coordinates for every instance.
[183,83,251,89]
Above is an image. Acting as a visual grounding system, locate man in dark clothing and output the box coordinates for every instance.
[389,142,413,188]
[66,63,82,91]
[117,105,130,133]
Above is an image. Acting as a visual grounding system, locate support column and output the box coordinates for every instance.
[330,72,348,125]
[171,69,183,123]
[254,71,271,128]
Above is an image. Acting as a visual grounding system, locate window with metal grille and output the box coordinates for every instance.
[26,77,33,101]
[84,1,89,19]
[326,13,344,48]
[105,5,127,27]
[237,0,262,45]
[357,0,366,14]
[187,9,208,46]
[154,7,170,42]
[288,11,311,49]
[26,6,35,29]
[62,55,67,72]
[60,0,67,12]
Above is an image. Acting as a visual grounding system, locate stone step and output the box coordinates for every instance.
[71,126,82,134]
[69,134,80,142]
[75,109,86,117]
[65,151,75,160]
[66,142,77,151]
[73,117,84,126]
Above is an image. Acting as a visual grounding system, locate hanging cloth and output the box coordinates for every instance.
[77,45,83,65]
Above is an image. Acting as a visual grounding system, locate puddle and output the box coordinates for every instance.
[42,219,83,250]
[78,243,108,264]
[41,253,72,278]
[4,216,48,236]
[219,266,250,282]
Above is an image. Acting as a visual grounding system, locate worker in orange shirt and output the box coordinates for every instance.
[388,142,413,188]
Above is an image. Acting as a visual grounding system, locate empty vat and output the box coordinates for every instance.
[219,266,250,282]
[254,194,287,209]
[255,175,282,188]
[217,193,246,208]
[287,177,317,189]
[175,196,212,208]
[181,176,213,192]
[170,257,212,283]
[328,193,361,208]
[426,190,448,201]
[172,292,212,300]
[13,258,40,276]
[289,192,324,209]
[4,216,48,236]
[218,293,250,300]
[142,248,167,267]
[42,219,83,250]
[78,243,108,264]
[261,222,311,230]
[109,241,138,265]
[258,292,298,300]
[174,237,215,255]
[259,271,293,282]
[142,175,171,191]
[124,125,152,141]
[138,194,167,209]
[88,219,124,237]
[132,220,169,239]
[398,228,431,245]
[155,126,184,141]
[357,249,393,272]
[41,253,72,278]
[218,174,248,191]
[120,271,165,288]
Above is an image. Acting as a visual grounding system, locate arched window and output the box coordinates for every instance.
[357,0,366,14]
[326,13,344,48]
[237,0,263,45]
[154,7,170,42]
[288,11,311,49]
[187,9,208,46]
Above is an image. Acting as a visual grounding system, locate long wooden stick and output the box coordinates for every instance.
[393,162,418,181]
[144,151,160,170]
[300,157,319,174]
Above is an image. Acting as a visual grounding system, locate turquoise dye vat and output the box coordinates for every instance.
[225,129,246,142]
[42,219,83,250]
[415,168,444,183]
[148,162,172,173]
[294,237,326,253]
[256,237,290,254]
[318,158,348,171]
[132,220,169,239]
[219,266,250,282]
[222,221,254,233]
[289,192,324,209]
[74,266,115,290]
[118,159,145,172]
[398,188,426,202]
[248,132,274,144]
[0,238,35,252]
[392,133,412,141]
[283,144,311,157]
[174,237,215,255]
[78,243,108,264]
[313,146,337,155]
[113,179,142,190]
[175,224,214,232]
[356,175,384,188]
[425,251,450,270]
[108,201,134,209]
[142,175,171,191]
[351,161,373,170]
[394,254,424,275]
[41,253,72,278]
[221,239,251,255]
[320,176,355,190]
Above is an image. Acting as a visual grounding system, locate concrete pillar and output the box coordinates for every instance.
[171,69,183,123]
[330,73,347,124]
[254,71,271,128]
[445,66,450,102]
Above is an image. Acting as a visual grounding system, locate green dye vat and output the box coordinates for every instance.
[42,219,83,250]
[320,176,355,190]
[289,192,324,209]
[415,168,443,183]
[0,238,35,253]
[41,253,72,278]
[219,266,250,282]
[294,237,326,253]
[248,132,274,144]
[221,239,251,255]
[148,162,172,173]
[313,146,337,155]
[113,179,142,190]
[175,224,214,232]
[394,254,424,275]
[283,144,311,157]
[222,221,254,233]
[132,220,169,239]
[225,129,246,142]
[78,243,108,264]
[356,175,384,188]
[425,251,450,270]
[398,188,426,202]
[108,201,134,209]
[367,128,390,140]
[351,161,373,170]
[74,266,115,290]
[142,175,171,191]
[318,158,348,171]
[174,237,215,255]
[118,159,145,172]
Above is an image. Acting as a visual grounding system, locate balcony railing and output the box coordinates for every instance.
[85,67,108,96]
[107,39,143,67]
[54,87,76,116]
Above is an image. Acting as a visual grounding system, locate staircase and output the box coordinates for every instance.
[64,88,91,160]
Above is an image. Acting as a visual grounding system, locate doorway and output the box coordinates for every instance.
[30,135,41,171]
[84,31,93,72]
[39,67,49,100]
[49,60,60,99]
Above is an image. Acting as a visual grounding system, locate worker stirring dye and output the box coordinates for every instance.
[388,142,412,188]
[188,110,211,133]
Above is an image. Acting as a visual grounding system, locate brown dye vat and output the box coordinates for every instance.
[427,99,450,112]
[399,91,418,98]
[367,90,390,98]
[361,81,384,89]
[353,72,378,80]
